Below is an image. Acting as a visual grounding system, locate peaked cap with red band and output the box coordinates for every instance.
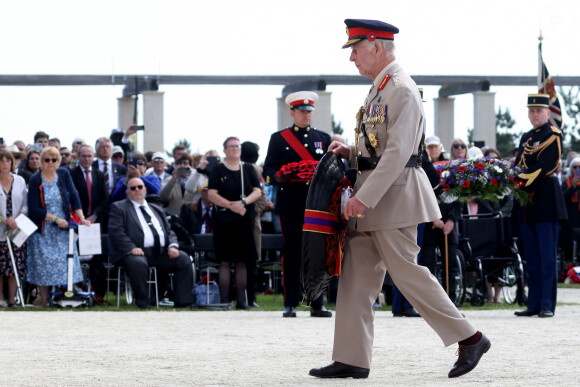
[342,19,399,49]
[285,91,319,111]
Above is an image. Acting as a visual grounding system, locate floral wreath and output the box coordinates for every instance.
[434,157,531,205]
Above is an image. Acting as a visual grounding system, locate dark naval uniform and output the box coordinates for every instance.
[515,121,567,314]
[263,124,331,308]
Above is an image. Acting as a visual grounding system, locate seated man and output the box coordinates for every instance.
[108,177,194,309]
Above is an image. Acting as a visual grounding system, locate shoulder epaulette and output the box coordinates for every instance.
[551,126,562,135]
[391,72,404,87]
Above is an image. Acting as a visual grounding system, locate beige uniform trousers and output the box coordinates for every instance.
[332,225,477,369]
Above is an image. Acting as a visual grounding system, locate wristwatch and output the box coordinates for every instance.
[168,243,179,250]
[241,198,247,206]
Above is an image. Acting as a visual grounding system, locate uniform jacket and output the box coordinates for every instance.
[347,61,440,231]
[70,166,109,224]
[27,168,82,234]
[108,199,179,264]
[515,122,567,223]
[263,126,331,215]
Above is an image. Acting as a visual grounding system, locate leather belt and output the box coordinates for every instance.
[357,154,421,172]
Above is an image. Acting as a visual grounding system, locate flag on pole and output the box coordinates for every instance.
[538,34,563,128]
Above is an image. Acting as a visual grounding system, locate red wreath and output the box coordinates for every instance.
[324,177,351,275]
[277,160,319,182]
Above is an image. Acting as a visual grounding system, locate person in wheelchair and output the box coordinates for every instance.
[513,94,567,318]
[467,148,514,303]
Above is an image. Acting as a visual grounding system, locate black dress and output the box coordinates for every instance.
[208,162,260,263]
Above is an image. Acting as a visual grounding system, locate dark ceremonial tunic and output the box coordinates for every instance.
[515,122,567,223]
[263,126,331,307]
[514,121,566,314]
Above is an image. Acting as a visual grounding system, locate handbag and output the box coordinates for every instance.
[215,162,246,224]
[192,281,221,305]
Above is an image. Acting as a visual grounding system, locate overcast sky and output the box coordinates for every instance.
[0,0,578,161]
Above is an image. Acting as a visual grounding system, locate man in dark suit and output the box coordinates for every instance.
[108,177,194,309]
[263,91,332,318]
[70,144,110,304]
[92,137,127,195]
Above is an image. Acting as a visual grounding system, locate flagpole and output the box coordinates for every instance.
[538,31,543,90]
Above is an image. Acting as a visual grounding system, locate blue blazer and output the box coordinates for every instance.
[27,168,82,234]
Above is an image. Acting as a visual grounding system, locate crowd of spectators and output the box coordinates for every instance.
[0,126,578,310]
[0,128,277,309]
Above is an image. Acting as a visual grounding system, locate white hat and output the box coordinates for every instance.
[285,91,318,111]
[152,151,167,161]
[425,136,441,146]
[112,145,124,156]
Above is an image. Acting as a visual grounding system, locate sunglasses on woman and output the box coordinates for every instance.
[452,144,466,149]
[129,185,144,191]
[44,158,58,163]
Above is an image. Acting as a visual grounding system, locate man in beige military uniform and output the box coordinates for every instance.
[309,19,490,380]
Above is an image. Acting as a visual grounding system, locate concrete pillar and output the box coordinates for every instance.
[117,97,136,131]
[434,97,455,152]
[473,91,496,149]
[142,91,164,152]
[277,90,332,134]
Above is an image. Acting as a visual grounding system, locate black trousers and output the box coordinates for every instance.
[279,214,323,308]
[119,248,193,308]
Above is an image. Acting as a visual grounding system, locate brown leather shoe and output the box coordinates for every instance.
[309,362,369,379]
[448,334,491,378]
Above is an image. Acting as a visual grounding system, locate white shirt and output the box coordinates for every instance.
[98,158,115,192]
[80,166,92,183]
[130,199,166,248]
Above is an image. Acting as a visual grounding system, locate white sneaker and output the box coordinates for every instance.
[0,300,7,308]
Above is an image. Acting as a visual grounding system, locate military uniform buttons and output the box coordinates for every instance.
[286,147,289,150]
[358,151,362,156]
[358,171,362,175]
[304,143,308,147]
[304,134,308,138]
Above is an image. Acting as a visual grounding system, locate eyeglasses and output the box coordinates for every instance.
[572,166,579,170]
[226,145,241,149]
[112,153,123,158]
[129,185,144,191]
[13,155,21,159]
[60,153,70,157]
[452,144,466,149]
[44,158,58,163]
[131,160,145,166]
[153,158,165,163]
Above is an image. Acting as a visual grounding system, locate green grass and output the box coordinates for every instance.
[5,283,579,312]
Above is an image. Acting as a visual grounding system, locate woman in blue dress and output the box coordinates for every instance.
[27,147,90,307]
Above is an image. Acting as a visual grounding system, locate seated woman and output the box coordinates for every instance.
[464,148,514,303]
[111,151,160,202]
[0,149,28,308]
[26,147,90,307]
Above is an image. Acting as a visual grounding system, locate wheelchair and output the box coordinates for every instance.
[457,212,527,306]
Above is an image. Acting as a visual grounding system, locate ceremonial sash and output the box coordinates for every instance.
[280,129,315,161]
[303,210,341,234]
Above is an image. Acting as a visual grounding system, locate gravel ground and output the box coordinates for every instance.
[1,288,579,386]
